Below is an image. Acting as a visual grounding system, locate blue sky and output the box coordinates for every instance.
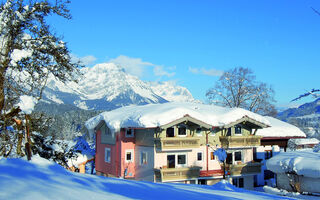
[49,0,320,108]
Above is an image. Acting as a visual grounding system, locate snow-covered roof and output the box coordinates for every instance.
[266,150,320,178]
[288,138,319,146]
[255,116,306,138]
[85,102,270,134]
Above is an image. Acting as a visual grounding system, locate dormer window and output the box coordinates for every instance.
[166,127,174,137]
[178,125,187,137]
[126,128,134,138]
[196,127,202,136]
[235,125,242,135]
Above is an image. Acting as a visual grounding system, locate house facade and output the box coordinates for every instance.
[86,102,270,190]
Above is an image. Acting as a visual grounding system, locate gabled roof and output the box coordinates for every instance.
[224,115,269,129]
[160,114,213,129]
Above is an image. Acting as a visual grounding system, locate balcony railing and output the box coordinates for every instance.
[154,167,202,182]
[155,137,200,150]
[219,136,261,148]
[225,162,262,176]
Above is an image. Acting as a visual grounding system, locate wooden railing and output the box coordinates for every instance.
[155,137,200,150]
[154,167,202,182]
[225,162,262,176]
[219,136,261,148]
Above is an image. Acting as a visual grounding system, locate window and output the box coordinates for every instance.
[125,129,134,137]
[105,148,111,163]
[233,177,244,188]
[235,151,242,162]
[226,153,233,164]
[167,154,187,168]
[227,128,232,136]
[197,152,203,161]
[196,127,202,136]
[177,154,186,165]
[235,125,242,135]
[140,152,147,165]
[210,152,216,160]
[264,170,275,180]
[265,150,273,160]
[125,150,134,163]
[166,127,174,137]
[178,125,187,136]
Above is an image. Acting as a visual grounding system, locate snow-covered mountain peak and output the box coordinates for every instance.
[43,62,199,110]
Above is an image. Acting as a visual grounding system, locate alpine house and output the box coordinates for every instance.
[85,102,270,190]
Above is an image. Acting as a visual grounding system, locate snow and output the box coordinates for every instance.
[266,150,320,178]
[288,138,319,145]
[264,186,320,200]
[256,116,306,138]
[0,156,293,200]
[86,102,270,134]
[16,95,38,114]
[148,81,200,103]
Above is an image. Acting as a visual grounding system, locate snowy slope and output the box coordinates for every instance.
[43,63,198,110]
[0,156,292,200]
[277,98,320,139]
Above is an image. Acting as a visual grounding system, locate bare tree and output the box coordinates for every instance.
[206,67,277,116]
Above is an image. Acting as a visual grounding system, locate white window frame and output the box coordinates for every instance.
[105,148,111,163]
[197,151,203,162]
[140,151,148,165]
[177,124,187,137]
[234,125,242,135]
[125,149,134,163]
[125,128,134,138]
[176,153,187,167]
[210,151,216,161]
[234,151,242,162]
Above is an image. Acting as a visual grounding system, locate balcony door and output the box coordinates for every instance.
[167,155,175,168]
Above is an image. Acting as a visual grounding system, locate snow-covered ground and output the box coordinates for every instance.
[0,156,294,200]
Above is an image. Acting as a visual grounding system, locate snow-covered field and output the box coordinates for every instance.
[0,156,293,200]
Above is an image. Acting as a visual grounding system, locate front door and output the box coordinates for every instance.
[167,155,175,168]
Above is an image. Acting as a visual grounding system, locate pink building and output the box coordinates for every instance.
[87,102,269,189]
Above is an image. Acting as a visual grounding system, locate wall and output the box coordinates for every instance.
[120,129,136,178]
[134,146,155,182]
[255,145,280,187]
[95,129,119,176]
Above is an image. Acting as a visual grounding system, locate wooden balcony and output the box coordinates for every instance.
[225,162,262,176]
[154,167,201,182]
[155,137,200,150]
[219,136,261,148]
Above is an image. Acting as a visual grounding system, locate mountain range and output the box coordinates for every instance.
[42,63,198,111]
[277,98,320,139]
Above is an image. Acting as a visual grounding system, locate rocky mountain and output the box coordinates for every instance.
[277,98,320,139]
[42,63,199,111]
